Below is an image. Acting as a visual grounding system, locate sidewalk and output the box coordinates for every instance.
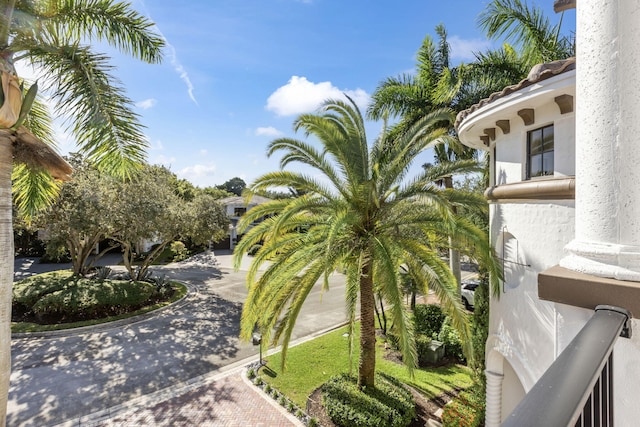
[66,364,303,427]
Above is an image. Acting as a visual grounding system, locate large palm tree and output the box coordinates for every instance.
[0,1,164,423]
[234,97,500,388]
[369,25,480,289]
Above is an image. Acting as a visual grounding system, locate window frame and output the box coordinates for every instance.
[526,124,554,179]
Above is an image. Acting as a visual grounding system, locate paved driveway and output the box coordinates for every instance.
[9,252,349,426]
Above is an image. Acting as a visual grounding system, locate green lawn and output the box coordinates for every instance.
[259,324,473,408]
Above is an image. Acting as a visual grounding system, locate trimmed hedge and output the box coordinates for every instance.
[321,373,415,427]
[438,317,465,362]
[13,271,164,323]
[413,303,445,338]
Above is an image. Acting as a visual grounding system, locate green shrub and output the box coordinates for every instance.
[321,373,415,427]
[307,417,319,427]
[170,241,190,262]
[471,273,490,377]
[413,304,445,338]
[438,317,465,362]
[441,385,485,427]
[12,271,162,323]
[415,334,433,367]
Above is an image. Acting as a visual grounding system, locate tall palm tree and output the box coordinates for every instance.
[234,97,500,388]
[0,1,164,423]
[478,0,574,70]
[369,25,480,289]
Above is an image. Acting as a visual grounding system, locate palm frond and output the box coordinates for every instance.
[28,37,148,177]
[47,0,164,63]
[12,163,62,221]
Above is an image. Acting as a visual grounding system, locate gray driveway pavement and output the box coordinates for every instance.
[9,252,349,426]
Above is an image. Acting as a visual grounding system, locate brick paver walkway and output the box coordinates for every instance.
[97,372,300,427]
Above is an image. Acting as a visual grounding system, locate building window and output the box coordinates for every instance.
[527,124,554,178]
[233,207,246,216]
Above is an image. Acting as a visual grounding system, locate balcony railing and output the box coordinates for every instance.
[501,305,631,427]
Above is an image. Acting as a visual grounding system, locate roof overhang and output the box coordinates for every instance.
[456,67,576,151]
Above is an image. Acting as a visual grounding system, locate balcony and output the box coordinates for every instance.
[501,305,631,427]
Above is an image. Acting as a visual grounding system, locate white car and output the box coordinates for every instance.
[461,280,480,310]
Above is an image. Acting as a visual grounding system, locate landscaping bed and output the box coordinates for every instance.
[11,270,186,332]
[255,324,473,426]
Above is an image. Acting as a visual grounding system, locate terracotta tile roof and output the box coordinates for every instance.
[454,57,576,131]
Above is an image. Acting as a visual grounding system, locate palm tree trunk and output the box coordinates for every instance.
[0,133,14,425]
[358,259,376,388]
[444,176,462,292]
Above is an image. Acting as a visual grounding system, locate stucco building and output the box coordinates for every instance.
[455,1,640,425]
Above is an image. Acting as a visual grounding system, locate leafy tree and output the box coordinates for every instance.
[171,176,197,201]
[36,156,117,276]
[107,166,228,280]
[0,1,164,420]
[217,177,246,196]
[200,186,233,199]
[234,98,500,388]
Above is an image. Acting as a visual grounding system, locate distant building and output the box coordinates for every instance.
[217,195,272,250]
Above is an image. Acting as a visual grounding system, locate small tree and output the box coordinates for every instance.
[108,166,229,279]
[36,157,117,276]
[217,177,246,196]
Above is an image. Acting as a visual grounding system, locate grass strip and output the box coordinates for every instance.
[260,324,473,408]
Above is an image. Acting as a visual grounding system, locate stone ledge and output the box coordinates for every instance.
[539,265,640,317]
[485,177,575,201]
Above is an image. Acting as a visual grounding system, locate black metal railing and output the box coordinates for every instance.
[502,305,631,427]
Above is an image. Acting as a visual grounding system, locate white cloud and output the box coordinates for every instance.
[255,126,283,137]
[266,76,370,116]
[199,149,208,156]
[136,2,197,105]
[449,36,491,62]
[136,98,157,110]
[166,41,198,105]
[149,138,164,151]
[179,163,217,178]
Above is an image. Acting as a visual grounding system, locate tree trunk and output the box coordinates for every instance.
[358,259,376,388]
[0,134,14,425]
[444,176,462,292]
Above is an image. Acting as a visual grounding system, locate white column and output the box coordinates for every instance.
[560,0,640,281]
[485,370,504,427]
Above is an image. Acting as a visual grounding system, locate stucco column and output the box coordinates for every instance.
[560,0,640,281]
[485,370,504,427]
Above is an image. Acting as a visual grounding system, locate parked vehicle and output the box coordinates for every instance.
[461,280,480,310]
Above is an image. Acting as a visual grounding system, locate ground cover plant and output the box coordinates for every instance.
[12,270,185,329]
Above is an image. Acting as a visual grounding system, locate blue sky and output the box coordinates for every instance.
[34,0,575,188]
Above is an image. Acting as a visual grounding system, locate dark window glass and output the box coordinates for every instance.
[527,125,554,179]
